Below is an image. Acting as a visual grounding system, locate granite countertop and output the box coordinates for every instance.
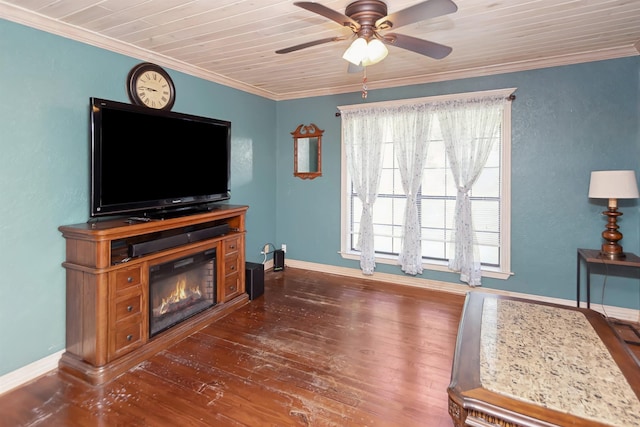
[480,298,640,427]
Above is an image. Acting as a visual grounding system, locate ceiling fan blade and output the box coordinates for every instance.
[376,0,457,30]
[383,33,452,59]
[294,2,360,30]
[276,36,346,54]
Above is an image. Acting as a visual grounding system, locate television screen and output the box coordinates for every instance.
[90,97,231,218]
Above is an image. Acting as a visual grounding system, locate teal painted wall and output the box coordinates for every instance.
[0,19,277,376]
[275,57,640,308]
[1,15,639,378]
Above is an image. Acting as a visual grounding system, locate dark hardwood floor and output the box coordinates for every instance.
[0,268,466,427]
[609,318,640,362]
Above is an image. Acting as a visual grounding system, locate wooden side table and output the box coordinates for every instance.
[576,248,640,309]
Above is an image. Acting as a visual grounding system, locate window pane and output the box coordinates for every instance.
[484,138,501,168]
[393,169,404,193]
[475,230,499,247]
[382,143,395,168]
[423,168,446,196]
[478,244,499,266]
[350,231,359,251]
[423,199,445,228]
[379,169,395,194]
[373,198,393,223]
[395,197,406,218]
[471,200,499,233]
[473,167,499,198]
[422,239,446,260]
[445,199,456,229]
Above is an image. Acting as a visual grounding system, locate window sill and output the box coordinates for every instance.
[339,251,513,280]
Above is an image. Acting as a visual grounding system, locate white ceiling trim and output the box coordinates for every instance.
[0,2,277,99]
[278,45,639,101]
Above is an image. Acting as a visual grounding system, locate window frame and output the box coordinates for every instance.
[339,88,515,280]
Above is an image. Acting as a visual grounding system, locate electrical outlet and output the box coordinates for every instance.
[281,244,287,253]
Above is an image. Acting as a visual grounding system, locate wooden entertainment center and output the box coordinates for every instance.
[58,205,249,385]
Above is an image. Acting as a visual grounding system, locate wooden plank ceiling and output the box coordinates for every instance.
[1,0,639,100]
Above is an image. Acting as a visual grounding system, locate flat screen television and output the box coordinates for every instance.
[90,97,231,218]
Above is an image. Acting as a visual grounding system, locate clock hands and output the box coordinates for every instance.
[127,63,175,110]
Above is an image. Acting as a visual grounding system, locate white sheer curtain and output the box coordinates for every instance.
[437,96,507,287]
[392,105,433,275]
[341,108,386,275]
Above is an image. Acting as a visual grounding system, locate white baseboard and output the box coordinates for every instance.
[285,259,640,323]
[0,261,276,395]
[2,258,637,395]
[0,350,64,396]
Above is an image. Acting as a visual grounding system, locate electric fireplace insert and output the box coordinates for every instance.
[149,248,216,337]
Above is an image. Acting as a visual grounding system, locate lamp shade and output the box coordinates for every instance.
[342,38,367,65]
[588,170,640,199]
[362,39,388,66]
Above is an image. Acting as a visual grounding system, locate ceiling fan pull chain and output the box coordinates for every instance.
[362,70,368,99]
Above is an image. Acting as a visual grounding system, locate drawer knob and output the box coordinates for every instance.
[230,265,235,271]
[229,285,236,292]
[127,276,133,283]
[127,305,133,312]
[229,245,235,249]
[127,334,133,341]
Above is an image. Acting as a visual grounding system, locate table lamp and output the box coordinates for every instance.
[588,170,639,259]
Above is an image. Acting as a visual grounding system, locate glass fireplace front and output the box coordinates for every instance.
[149,248,216,337]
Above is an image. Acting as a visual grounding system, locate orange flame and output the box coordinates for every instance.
[155,275,202,316]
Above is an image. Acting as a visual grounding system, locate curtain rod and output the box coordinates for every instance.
[335,93,516,117]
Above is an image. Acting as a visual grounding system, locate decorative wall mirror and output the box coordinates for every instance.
[292,123,323,179]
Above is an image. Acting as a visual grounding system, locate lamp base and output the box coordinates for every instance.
[599,207,625,260]
[599,249,626,260]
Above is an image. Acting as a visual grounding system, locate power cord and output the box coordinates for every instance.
[260,243,276,264]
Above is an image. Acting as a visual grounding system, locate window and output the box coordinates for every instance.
[340,89,513,279]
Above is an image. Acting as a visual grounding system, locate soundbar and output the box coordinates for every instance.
[129,223,230,258]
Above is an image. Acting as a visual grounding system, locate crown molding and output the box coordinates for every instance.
[274,46,639,100]
[0,2,277,100]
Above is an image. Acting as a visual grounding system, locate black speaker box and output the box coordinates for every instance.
[274,249,285,271]
[245,262,264,300]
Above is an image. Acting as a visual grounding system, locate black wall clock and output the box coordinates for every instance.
[127,62,176,111]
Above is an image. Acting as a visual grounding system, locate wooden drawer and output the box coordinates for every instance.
[224,236,240,256]
[112,317,143,358]
[222,271,242,301]
[114,267,142,294]
[114,294,142,322]
[224,255,241,277]
[109,266,144,361]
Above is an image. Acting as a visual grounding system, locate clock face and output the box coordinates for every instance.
[127,63,175,110]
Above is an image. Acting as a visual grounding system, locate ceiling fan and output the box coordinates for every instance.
[276,0,458,68]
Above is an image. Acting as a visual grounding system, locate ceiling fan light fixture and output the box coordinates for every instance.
[343,37,388,67]
[363,38,388,66]
[342,37,368,65]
